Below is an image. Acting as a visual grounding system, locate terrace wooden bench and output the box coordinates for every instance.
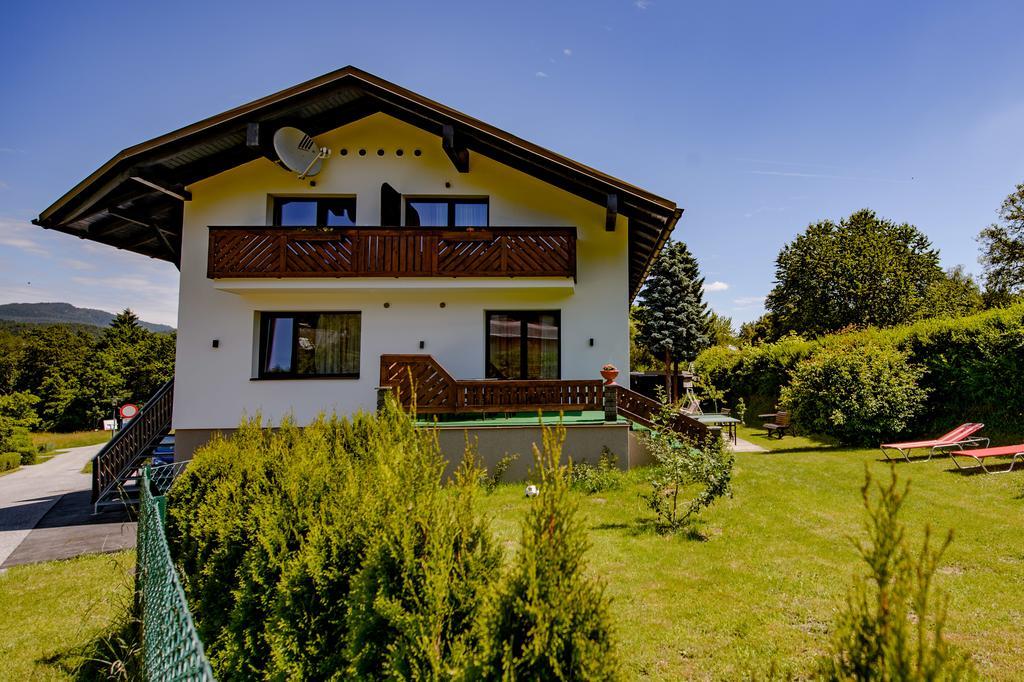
[947,443,1024,474]
[762,411,790,439]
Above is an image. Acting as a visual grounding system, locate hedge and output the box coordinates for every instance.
[166,402,619,680]
[0,452,19,472]
[697,304,1024,441]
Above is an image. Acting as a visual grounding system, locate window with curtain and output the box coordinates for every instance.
[486,311,560,379]
[273,197,357,226]
[405,198,488,227]
[258,312,360,378]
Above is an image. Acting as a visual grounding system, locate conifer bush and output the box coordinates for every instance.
[471,424,621,681]
[818,468,976,680]
[167,402,500,680]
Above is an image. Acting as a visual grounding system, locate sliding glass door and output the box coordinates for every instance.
[486,311,560,379]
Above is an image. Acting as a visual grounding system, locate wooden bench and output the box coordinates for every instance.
[763,411,790,439]
[948,444,1024,474]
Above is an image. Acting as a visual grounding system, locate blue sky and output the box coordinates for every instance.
[2,0,1022,327]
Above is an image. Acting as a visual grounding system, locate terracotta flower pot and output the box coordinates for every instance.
[600,366,619,384]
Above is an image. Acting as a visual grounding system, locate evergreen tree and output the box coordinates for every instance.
[634,240,710,400]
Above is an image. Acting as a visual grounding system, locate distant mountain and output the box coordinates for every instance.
[0,302,174,333]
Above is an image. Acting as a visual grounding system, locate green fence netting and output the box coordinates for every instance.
[138,467,215,681]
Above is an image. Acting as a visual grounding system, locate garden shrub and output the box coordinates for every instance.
[168,403,505,680]
[780,342,928,446]
[642,418,734,533]
[472,424,621,680]
[0,452,19,472]
[569,448,623,494]
[343,438,501,679]
[697,303,1024,440]
[818,468,976,679]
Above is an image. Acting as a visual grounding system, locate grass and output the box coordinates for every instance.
[30,431,111,453]
[0,551,136,680]
[478,428,1024,680]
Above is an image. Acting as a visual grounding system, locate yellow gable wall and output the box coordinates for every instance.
[174,113,630,430]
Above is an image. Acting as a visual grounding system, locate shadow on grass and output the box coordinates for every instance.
[40,614,141,681]
[591,518,710,541]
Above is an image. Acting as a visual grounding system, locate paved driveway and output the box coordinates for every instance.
[0,443,135,568]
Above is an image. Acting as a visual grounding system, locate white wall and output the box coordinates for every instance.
[173,113,631,430]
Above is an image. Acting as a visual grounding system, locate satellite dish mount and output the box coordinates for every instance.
[273,126,331,179]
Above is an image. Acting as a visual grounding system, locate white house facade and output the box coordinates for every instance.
[34,67,702,503]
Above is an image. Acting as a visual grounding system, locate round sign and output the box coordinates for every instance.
[119,403,140,419]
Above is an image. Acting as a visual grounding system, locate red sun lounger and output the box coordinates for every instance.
[948,444,1024,474]
[879,423,987,463]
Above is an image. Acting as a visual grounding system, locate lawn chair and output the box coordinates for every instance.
[879,423,987,463]
[763,411,790,439]
[947,443,1024,474]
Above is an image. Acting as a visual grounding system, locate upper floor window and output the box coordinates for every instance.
[258,311,361,379]
[273,197,357,227]
[405,198,488,228]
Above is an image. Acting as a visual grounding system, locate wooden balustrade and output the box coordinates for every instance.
[378,355,711,444]
[379,354,603,415]
[614,384,710,443]
[208,226,577,279]
[91,379,174,504]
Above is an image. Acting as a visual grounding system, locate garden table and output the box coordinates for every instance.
[691,413,740,444]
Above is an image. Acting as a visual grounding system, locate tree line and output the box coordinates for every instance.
[0,309,175,434]
[632,182,1024,386]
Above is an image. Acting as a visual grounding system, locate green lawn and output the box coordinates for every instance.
[479,427,1024,680]
[31,430,111,453]
[0,551,136,680]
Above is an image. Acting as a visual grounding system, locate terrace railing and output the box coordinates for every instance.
[615,385,710,443]
[379,354,604,414]
[208,226,577,280]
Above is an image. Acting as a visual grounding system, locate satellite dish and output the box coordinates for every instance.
[273,126,331,178]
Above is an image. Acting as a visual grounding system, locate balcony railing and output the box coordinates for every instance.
[207,226,576,279]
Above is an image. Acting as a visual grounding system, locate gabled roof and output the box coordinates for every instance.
[33,66,681,298]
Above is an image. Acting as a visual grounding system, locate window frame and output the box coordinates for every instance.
[484,310,562,380]
[255,311,361,380]
[271,196,358,227]
[403,197,490,228]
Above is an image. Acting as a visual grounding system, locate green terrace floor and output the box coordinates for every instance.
[416,410,629,428]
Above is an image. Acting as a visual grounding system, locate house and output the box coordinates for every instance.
[32,67,705,506]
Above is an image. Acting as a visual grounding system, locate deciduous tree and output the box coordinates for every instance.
[766,209,941,337]
[978,182,1024,301]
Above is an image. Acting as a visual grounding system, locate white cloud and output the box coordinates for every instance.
[733,296,764,308]
[0,217,49,256]
[535,71,549,78]
[61,258,97,271]
[703,280,729,293]
[0,180,9,190]
[634,0,652,9]
[563,48,572,56]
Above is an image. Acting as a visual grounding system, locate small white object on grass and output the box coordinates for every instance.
[525,484,539,498]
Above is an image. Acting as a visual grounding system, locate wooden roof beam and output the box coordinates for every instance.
[442,124,469,173]
[130,175,192,202]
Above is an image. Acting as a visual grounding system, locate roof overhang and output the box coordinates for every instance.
[33,66,681,298]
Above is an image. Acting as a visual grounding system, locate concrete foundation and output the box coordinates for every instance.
[174,422,638,481]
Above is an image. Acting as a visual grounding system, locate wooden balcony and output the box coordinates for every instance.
[207,226,576,279]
